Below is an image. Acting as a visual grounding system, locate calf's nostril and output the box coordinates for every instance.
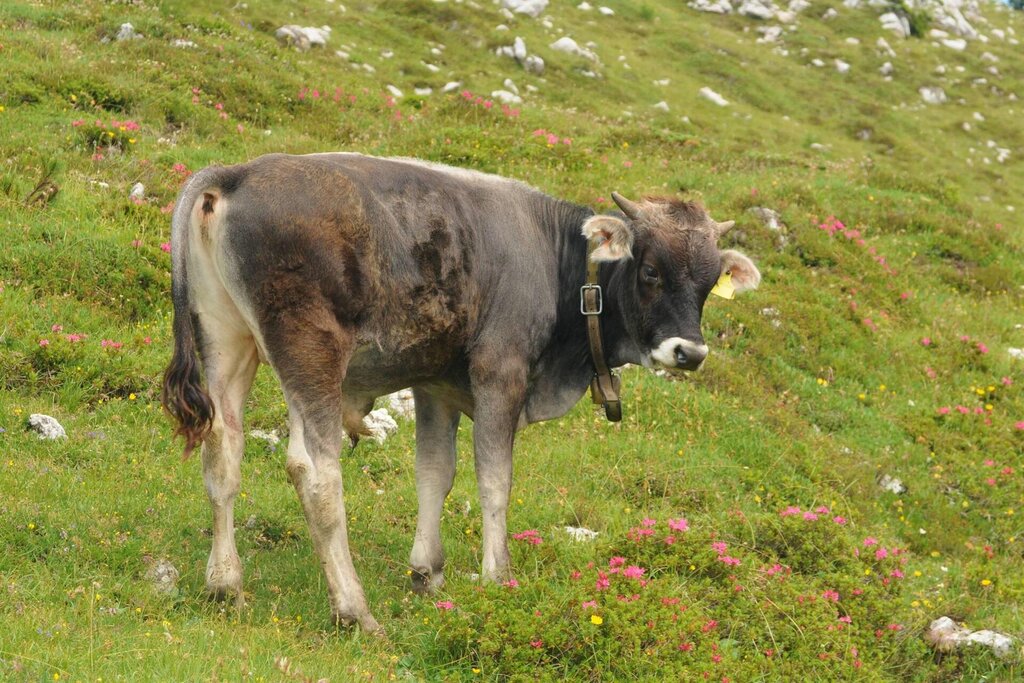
[674,346,689,366]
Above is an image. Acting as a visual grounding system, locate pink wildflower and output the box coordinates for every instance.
[641,518,656,528]
[623,565,645,579]
[530,639,543,648]
[718,555,741,566]
[668,518,689,532]
[833,516,847,525]
[51,324,63,332]
[780,506,802,517]
[920,337,931,346]
[822,590,840,602]
[503,578,519,589]
[803,512,819,521]
[160,242,171,253]
[609,556,626,568]
[1015,422,1024,431]
[595,573,610,591]
[937,406,950,415]
[863,537,878,547]
[39,339,50,347]
[838,615,852,624]
[711,541,728,555]
[434,600,454,610]
[582,600,598,609]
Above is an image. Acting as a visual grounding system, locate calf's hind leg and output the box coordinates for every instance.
[266,316,380,633]
[198,328,259,605]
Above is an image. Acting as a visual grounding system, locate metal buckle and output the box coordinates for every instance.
[580,284,603,315]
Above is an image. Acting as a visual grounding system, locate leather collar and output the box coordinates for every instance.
[580,242,622,422]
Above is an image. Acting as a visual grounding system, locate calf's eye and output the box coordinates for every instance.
[641,264,660,284]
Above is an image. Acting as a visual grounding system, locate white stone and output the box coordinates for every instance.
[653,78,671,86]
[811,58,825,67]
[879,474,907,494]
[116,23,143,41]
[688,0,734,15]
[845,37,860,45]
[385,389,416,419]
[513,36,527,61]
[523,55,545,74]
[920,86,947,104]
[249,428,280,446]
[926,617,1014,659]
[171,39,197,48]
[503,78,519,95]
[442,81,463,93]
[930,28,950,39]
[578,1,593,9]
[275,25,331,51]
[549,36,597,61]
[129,182,145,200]
[496,24,509,31]
[414,87,433,96]
[423,62,440,73]
[380,49,394,59]
[1008,347,1024,360]
[699,86,729,106]
[756,25,783,43]
[876,37,896,57]
[879,12,910,38]
[145,558,180,595]
[942,38,967,51]
[787,0,810,11]
[739,0,776,20]
[502,0,548,17]
[386,84,404,98]
[28,414,67,440]
[362,409,399,445]
[564,526,599,541]
[973,111,984,121]
[822,7,838,19]
[749,206,783,230]
[598,6,615,14]
[835,59,850,73]
[879,61,894,76]
[491,89,522,105]
[653,100,670,112]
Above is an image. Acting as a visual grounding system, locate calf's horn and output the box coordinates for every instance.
[715,220,735,238]
[611,191,642,221]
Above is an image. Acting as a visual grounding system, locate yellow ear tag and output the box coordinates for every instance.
[711,271,735,300]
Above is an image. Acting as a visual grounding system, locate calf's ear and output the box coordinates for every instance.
[720,249,761,293]
[582,215,634,262]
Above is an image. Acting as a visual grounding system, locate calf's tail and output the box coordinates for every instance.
[161,170,220,459]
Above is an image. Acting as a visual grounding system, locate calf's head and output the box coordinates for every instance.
[582,192,760,372]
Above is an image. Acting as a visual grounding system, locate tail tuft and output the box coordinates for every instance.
[162,314,215,459]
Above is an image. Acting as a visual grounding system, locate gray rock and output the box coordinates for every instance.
[28,414,66,440]
[749,206,783,231]
[502,0,549,17]
[523,55,545,74]
[275,25,331,51]
[385,389,416,419]
[698,86,729,106]
[129,182,145,200]
[145,558,180,594]
[549,36,598,61]
[920,86,948,104]
[926,616,1014,659]
[116,23,143,42]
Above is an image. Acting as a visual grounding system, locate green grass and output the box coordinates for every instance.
[1,0,1023,679]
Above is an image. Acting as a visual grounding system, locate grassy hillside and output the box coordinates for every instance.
[1,0,1023,679]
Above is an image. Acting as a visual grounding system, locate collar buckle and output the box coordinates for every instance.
[580,283,603,315]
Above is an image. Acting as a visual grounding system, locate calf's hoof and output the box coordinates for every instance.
[206,557,244,607]
[410,567,445,595]
[332,608,384,636]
